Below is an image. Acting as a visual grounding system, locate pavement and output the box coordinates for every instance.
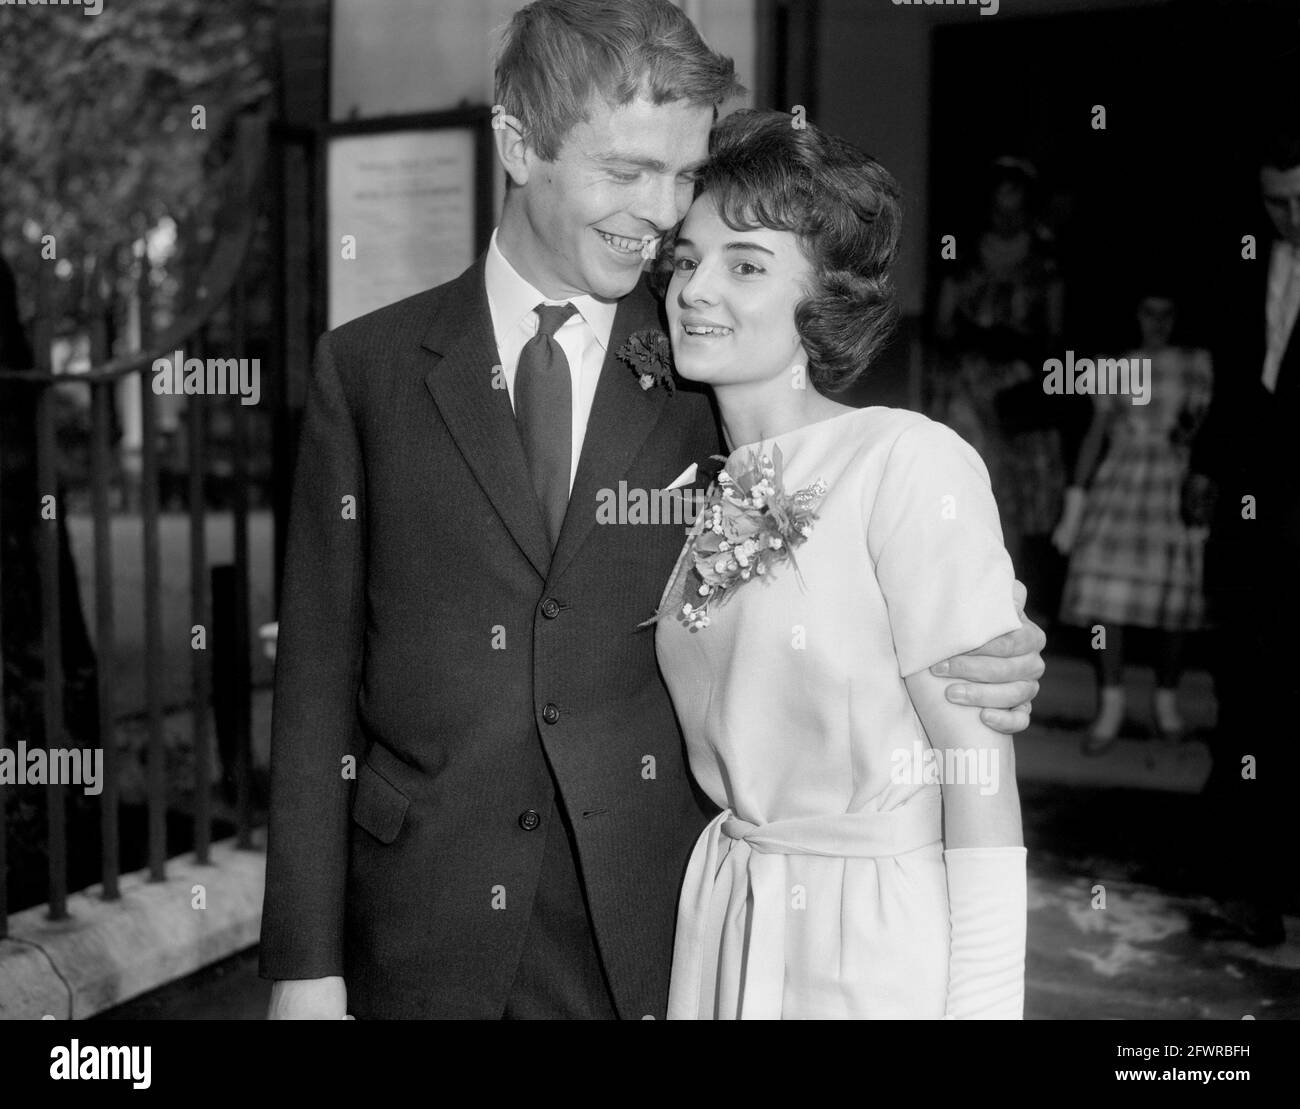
[92,650,1300,1020]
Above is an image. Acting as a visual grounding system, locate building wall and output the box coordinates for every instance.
[328,0,757,222]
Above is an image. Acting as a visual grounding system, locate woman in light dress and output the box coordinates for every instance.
[653,110,1027,1019]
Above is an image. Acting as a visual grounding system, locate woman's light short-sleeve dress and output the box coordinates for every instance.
[655,406,1020,1020]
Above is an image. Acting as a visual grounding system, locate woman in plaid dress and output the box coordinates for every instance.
[1053,293,1213,752]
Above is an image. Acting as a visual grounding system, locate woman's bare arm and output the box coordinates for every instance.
[1071,403,1115,489]
[904,668,1022,848]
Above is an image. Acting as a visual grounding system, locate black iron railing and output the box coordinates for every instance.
[0,134,266,938]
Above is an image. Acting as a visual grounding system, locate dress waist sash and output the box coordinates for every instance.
[719,790,941,858]
[668,789,943,1020]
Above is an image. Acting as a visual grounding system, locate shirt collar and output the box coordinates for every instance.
[485,228,620,352]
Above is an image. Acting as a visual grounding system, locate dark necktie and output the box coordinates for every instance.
[515,302,577,548]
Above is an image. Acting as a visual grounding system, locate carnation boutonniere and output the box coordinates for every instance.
[644,444,828,631]
[617,328,675,394]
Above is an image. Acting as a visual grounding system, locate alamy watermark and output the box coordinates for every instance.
[890,740,999,796]
[595,482,708,526]
[0,741,103,795]
[891,0,998,15]
[1042,350,1151,406]
[152,349,260,405]
[50,1041,150,1089]
[0,0,102,14]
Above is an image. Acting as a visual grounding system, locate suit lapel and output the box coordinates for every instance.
[549,281,670,584]
[422,258,553,579]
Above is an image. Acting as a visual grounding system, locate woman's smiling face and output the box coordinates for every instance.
[666,192,812,387]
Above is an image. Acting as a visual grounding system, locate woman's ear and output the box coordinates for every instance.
[493,113,531,188]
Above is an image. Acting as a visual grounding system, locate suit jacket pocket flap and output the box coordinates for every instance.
[352,762,410,844]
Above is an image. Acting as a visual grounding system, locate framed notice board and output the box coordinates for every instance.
[326,108,494,329]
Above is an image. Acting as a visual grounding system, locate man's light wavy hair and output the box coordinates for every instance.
[494,0,745,163]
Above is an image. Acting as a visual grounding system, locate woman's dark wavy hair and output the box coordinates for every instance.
[659,109,902,393]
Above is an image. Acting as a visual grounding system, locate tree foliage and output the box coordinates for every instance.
[0,0,276,329]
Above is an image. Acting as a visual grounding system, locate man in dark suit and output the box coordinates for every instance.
[260,0,1047,1019]
[1190,118,1300,946]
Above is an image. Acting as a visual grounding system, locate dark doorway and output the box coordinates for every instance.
[928,1,1296,352]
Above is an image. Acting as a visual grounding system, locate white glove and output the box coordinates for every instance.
[1051,486,1088,554]
[943,846,1027,1019]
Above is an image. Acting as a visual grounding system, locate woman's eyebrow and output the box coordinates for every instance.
[671,237,776,256]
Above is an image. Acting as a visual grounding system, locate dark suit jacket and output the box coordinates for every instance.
[1193,233,1300,592]
[259,258,721,1018]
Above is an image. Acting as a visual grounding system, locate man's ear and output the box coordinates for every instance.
[493,113,531,188]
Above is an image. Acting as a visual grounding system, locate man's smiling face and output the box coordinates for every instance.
[505,95,714,301]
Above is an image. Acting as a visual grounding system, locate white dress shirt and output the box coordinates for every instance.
[1263,238,1300,394]
[484,228,619,493]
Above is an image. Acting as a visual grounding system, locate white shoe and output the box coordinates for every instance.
[1153,687,1185,740]
[1083,686,1125,755]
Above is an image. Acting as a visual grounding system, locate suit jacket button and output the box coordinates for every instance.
[541,598,560,619]
[519,809,541,831]
[541,703,560,725]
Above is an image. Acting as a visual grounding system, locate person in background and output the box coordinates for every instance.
[1185,114,1300,946]
[1052,285,1212,753]
[934,158,1067,616]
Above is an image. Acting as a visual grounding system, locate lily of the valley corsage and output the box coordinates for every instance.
[650,445,827,631]
[617,328,675,393]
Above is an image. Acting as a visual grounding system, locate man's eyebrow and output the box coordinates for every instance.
[672,237,776,256]
[595,152,708,175]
